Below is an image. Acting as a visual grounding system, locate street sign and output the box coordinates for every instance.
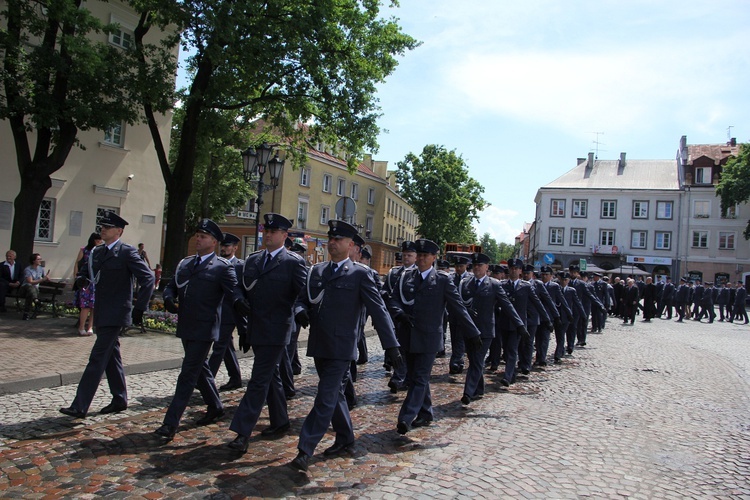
[335,197,357,219]
[543,253,555,264]
[534,261,543,268]
[579,259,587,271]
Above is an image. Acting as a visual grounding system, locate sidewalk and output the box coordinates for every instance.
[0,310,320,396]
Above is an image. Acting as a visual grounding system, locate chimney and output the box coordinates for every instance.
[730,137,737,147]
[619,152,626,168]
[587,152,594,169]
[577,158,586,165]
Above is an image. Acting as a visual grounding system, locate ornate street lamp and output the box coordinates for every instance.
[241,143,285,251]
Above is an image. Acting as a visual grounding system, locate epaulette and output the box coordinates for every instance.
[248,249,264,257]
[437,269,451,277]
[285,249,305,262]
[216,256,231,265]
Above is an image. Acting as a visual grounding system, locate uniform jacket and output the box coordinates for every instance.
[164,253,240,342]
[383,264,414,299]
[458,275,523,339]
[592,279,610,309]
[662,282,675,304]
[240,248,307,345]
[82,241,154,328]
[389,268,479,352]
[675,284,690,305]
[221,256,248,330]
[571,278,603,312]
[544,280,572,321]
[296,260,398,360]
[501,279,548,328]
[717,287,730,306]
[693,284,705,305]
[733,287,747,309]
[563,285,586,321]
[530,278,560,321]
[700,287,714,307]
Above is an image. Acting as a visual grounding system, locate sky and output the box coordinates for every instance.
[367,0,749,243]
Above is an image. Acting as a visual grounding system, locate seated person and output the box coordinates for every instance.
[0,250,22,312]
[19,253,50,319]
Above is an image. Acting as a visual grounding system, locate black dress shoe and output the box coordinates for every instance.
[154,424,176,440]
[260,422,290,437]
[396,421,410,435]
[412,417,432,428]
[460,394,471,405]
[435,350,446,358]
[285,391,296,400]
[99,401,127,414]
[499,379,510,388]
[219,380,242,392]
[448,365,464,375]
[290,451,310,472]
[520,369,530,375]
[196,406,225,426]
[59,406,86,418]
[227,435,250,453]
[387,380,399,394]
[323,440,354,456]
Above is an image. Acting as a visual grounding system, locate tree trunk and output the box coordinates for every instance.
[10,173,52,264]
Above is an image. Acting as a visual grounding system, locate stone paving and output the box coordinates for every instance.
[1,315,749,498]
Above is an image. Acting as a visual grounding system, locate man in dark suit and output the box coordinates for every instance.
[59,212,154,418]
[623,278,640,324]
[448,255,471,374]
[561,273,585,357]
[692,280,705,320]
[457,253,522,404]
[226,214,307,453]
[523,265,560,367]
[733,281,748,324]
[207,232,246,392]
[289,219,402,472]
[697,282,716,323]
[642,277,657,322]
[155,219,242,441]
[717,283,731,321]
[540,267,571,363]
[0,249,22,312]
[569,267,603,347]
[660,277,675,319]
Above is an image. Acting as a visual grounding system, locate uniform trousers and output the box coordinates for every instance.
[279,347,296,398]
[577,307,591,343]
[297,358,353,456]
[500,328,519,384]
[486,323,503,368]
[565,317,578,351]
[554,319,569,360]
[71,326,127,413]
[164,339,222,427]
[518,323,539,371]
[389,323,410,389]
[207,322,241,384]
[448,319,465,370]
[398,352,436,425]
[535,323,552,364]
[464,340,491,399]
[229,344,287,437]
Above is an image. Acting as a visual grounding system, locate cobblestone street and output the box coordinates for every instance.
[1,316,749,498]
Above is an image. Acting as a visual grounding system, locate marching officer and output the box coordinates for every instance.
[388,239,479,431]
[522,264,559,367]
[458,253,523,404]
[60,212,154,418]
[675,278,690,322]
[383,240,417,391]
[227,214,307,453]
[539,266,571,364]
[561,273,585,356]
[447,255,471,374]
[717,282,730,321]
[660,276,675,319]
[207,232,245,391]
[569,267,603,347]
[155,219,242,441]
[289,219,402,472]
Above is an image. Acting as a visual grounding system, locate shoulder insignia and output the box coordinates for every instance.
[216,256,231,265]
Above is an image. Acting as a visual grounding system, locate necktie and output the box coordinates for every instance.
[263,252,273,269]
[193,255,201,270]
[331,262,339,274]
[471,278,479,293]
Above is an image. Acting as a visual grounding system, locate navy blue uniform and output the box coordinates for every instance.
[208,255,246,387]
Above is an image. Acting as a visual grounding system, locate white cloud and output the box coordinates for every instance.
[474,205,521,244]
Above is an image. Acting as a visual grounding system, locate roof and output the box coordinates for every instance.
[542,158,680,191]
[306,147,380,179]
[688,143,740,164]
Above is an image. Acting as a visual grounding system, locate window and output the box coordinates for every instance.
[365,214,374,236]
[96,206,119,233]
[631,231,647,249]
[367,187,375,205]
[322,174,332,193]
[337,178,346,196]
[572,200,587,218]
[109,26,133,50]
[632,201,648,219]
[297,200,308,229]
[695,167,711,184]
[655,231,671,250]
[599,230,615,246]
[692,230,708,248]
[104,122,124,147]
[35,198,55,241]
[693,200,710,218]
[549,228,563,245]
[350,182,359,200]
[722,205,738,219]
[601,200,617,218]
[550,199,565,217]
[656,201,673,219]
[719,232,735,250]
[320,206,330,225]
[299,167,310,187]
[571,228,586,246]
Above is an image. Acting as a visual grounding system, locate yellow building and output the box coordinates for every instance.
[220,146,418,276]
[0,1,176,279]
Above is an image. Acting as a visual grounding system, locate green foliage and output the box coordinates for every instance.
[716,143,750,239]
[479,233,499,262]
[395,145,487,247]
[497,242,520,262]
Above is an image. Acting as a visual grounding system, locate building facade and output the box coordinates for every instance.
[0,1,175,279]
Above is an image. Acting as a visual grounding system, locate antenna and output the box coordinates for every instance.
[727,125,734,141]
[589,131,606,159]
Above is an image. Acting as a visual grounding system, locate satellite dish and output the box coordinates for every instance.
[334,197,357,219]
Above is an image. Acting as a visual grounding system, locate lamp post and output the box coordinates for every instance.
[242,143,285,251]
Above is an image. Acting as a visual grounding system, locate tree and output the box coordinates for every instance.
[395,145,487,247]
[478,233,499,262]
[716,143,750,238]
[497,242,519,262]
[132,0,418,277]
[0,0,175,262]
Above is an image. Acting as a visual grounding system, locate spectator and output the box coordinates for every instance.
[74,233,102,336]
[1,250,22,313]
[20,253,50,320]
[137,243,151,267]
[154,263,162,290]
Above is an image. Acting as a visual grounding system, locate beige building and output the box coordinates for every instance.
[0,1,175,279]
[218,146,418,276]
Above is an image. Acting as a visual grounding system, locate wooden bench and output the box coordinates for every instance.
[8,281,67,318]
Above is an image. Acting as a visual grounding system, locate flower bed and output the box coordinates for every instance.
[51,300,178,334]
